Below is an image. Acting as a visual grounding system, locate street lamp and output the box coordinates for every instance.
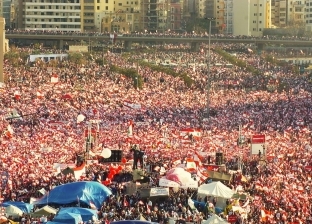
[205,17,216,122]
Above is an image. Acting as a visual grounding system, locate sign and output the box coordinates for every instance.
[159,178,179,188]
[150,188,169,197]
[123,101,141,110]
[251,134,266,155]
[228,215,237,223]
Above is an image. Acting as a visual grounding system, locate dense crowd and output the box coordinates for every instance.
[6,29,312,41]
[0,41,312,224]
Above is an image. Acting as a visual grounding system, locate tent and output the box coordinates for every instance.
[58,207,98,222]
[198,181,234,199]
[35,181,112,209]
[31,205,57,217]
[5,205,23,217]
[53,213,83,224]
[2,201,34,213]
[203,214,229,224]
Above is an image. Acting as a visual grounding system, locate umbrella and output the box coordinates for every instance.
[31,205,57,217]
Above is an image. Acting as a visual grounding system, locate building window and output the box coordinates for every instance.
[106,6,108,10]
[97,0,100,2]
[119,3,122,6]
[97,6,100,10]
[106,0,108,3]
[259,21,262,23]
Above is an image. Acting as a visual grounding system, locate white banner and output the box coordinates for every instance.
[159,178,180,188]
[181,179,198,189]
[136,122,149,126]
[124,101,141,110]
[150,188,169,197]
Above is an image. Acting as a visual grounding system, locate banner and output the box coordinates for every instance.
[150,188,169,197]
[159,178,179,188]
[181,179,198,189]
[251,134,265,155]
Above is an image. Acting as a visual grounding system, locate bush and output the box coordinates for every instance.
[110,65,143,89]
[138,61,195,88]
[214,48,261,76]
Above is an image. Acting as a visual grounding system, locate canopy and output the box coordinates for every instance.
[53,212,83,224]
[35,181,112,209]
[31,205,57,217]
[58,207,98,222]
[5,205,23,217]
[198,181,234,198]
[203,214,229,224]
[2,201,34,213]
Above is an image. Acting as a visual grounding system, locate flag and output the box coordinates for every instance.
[197,166,208,184]
[188,198,196,210]
[90,201,96,210]
[128,120,133,137]
[73,163,86,180]
[146,203,151,214]
[123,197,129,207]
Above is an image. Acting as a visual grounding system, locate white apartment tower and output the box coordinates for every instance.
[232,0,271,36]
[22,0,83,31]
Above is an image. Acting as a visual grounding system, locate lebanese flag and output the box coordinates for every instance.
[197,166,208,184]
[14,91,21,100]
[73,163,86,180]
[123,197,129,207]
[186,158,197,170]
[146,203,151,214]
[261,209,273,221]
[128,120,133,137]
[51,74,59,84]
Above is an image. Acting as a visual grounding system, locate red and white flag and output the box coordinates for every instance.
[73,163,86,180]
[128,120,133,137]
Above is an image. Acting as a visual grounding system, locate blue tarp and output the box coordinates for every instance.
[35,181,112,209]
[2,201,34,213]
[111,221,157,224]
[53,212,83,224]
[46,222,66,224]
[58,207,98,222]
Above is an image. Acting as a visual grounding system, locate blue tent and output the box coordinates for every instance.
[58,207,98,222]
[35,181,112,209]
[2,201,34,213]
[53,212,83,224]
[111,221,157,224]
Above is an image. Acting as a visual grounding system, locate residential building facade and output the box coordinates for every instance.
[20,0,83,31]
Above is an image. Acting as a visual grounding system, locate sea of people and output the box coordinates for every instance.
[0,40,312,224]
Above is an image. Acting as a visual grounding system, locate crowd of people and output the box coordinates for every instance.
[0,40,312,224]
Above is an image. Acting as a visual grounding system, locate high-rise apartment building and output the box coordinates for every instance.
[215,0,233,34]
[271,0,305,28]
[20,0,83,31]
[306,0,312,31]
[233,0,271,36]
[1,0,11,29]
